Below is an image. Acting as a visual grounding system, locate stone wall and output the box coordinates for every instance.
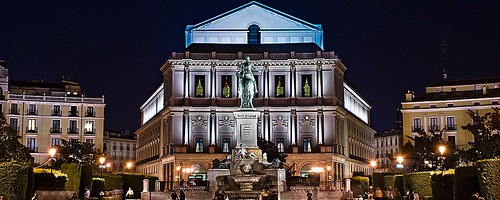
[142,190,344,200]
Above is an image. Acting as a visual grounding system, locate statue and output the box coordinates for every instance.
[269,158,281,169]
[262,153,271,166]
[212,158,221,169]
[236,56,261,109]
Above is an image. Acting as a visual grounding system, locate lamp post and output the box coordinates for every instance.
[438,145,446,172]
[370,160,377,186]
[49,147,57,174]
[326,166,332,190]
[99,156,106,177]
[396,156,404,172]
[176,165,181,186]
[126,162,133,172]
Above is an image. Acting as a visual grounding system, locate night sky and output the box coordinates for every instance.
[1,1,499,133]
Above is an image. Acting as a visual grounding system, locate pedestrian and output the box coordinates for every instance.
[374,187,383,200]
[261,187,270,200]
[170,190,178,200]
[126,187,134,198]
[179,190,185,200]
[306,190,313,200]
[84,186,90,200]
[31,193,38,200]
[413,191,420,200]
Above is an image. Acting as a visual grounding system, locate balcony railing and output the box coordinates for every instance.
[412,126,423,132]
[9,109,19,114]
[8,93,104,103]
[428,125,440,131]
[28,147,38,153]
[446,124,457,130]
[68,111,79,117]
[84,128,95,134]
[52,110,62,116]
[85,112,95,117]
[11,126,19,132]
[26,127,38,133]
[27,109,38,115]
[67,128,79,134]
[50,127,62,133]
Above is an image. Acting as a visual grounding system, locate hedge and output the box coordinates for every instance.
[0,161,31,200]
[384,175,395,189]
[33,168,67,190]
[394,175,404,197]
[119,173,146,199]
[61,163,81,192]
[25,166,34,200]
[373,172,396,189]
[477,158,500,200]
[100,173,123,191]
[79,164,93,198]
[351,176,369,197]
[91,179,105,197]
[403,172,432,197]
[431,170,454,200]
[454,166,480,200]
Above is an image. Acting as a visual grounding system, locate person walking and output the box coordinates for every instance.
[170,190,178,200]
[179,190,185,200]
[84,186,90,200]
[374,187,383,200]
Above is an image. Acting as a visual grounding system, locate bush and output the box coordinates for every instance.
[118,173,146,199]
[61,163,81,192]
[454,166,480,200]
[79,164,93,198]
[100,173,123,191]
[384,175,395,189]
[0,161,30,200]
[394,175,404,197]
[477,158,500,200]
[431,170,454,200]
[351,176,369,197]
[91,179,105,197]
[373,172,396,189]
[25,166,34,200]
[403,172,432,197]
[33,168,67,190]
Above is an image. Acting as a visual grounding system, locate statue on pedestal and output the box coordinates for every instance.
[236,56,261,109]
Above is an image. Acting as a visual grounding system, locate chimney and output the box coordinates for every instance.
[483,85,487,95]
[405,90,414,101]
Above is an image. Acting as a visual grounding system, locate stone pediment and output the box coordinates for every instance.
[187,1,320,31]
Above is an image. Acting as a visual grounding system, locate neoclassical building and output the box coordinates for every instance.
[135,1,375,189]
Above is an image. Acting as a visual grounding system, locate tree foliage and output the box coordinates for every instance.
[459,108,500,163]
[257,137,287,168]
[60,139,101,164]
[0,117,33,164]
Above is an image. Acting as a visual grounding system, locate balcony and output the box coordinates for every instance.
[428,125,440,131]
[26,127,38,133]
[412,126,423,132]
[67,128,79,134]
[68,111,79,117]
[51,110,62,116]
[9,109,19,114]
[28,147,38,153]
[85,111,95,117]
[27,109,38,115]
[446,124,457,131]
[84,128,95,134]
[50,127,62,134]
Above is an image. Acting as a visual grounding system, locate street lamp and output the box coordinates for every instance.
[438,145,446,171]
[99,156,106,177]
[176,165,181,185]
[326,166,332,190]
[370,160,377,186]
[126,162,133,172]
[396,156,404,172]
[49,147,57,174]
[106,163,112,172]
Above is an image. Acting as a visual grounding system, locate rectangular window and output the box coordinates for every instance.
[28,104,37,115]
[194,75,205,97]
[85,121,95,133]
[69,120,78,133]
[9,118,18,131]
[301,74,312,97]
[275,75,285,97]
[430,104,437,108]
[446,117,456,130]
[390,138,393,146]
[51,138,60,146]
[413,118,422,132]
[303,137,312,153]
[27,119,37,132]
[51,120,61,133]
[276,138,285,153]
[10,103,18,114]
[473,102,480,106]
[221,75,232,98]
[447,103,454,107]
[493,100,499,105]
[27,138,36,152]
[195,138,204,152]
[86,107,95,117]
[429,117,438,131]
[448,136,456,148]
[53,105,61,116]
[222,138,231,153]
[69,106,78,117]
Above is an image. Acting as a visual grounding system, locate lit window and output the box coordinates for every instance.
[195,75,205,97]
[27,119,37,132]
[247,25,260,44]
[222,138,231,153]
[195,138,204,152]
[277,138,285,153]
[85,121,95,133]
[301,74,312,97]
[51,138,60,146]
[303,137,312,153]
[221,75,232,98]
[275,75,285,97]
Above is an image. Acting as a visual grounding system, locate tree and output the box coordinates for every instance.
[59,139,101,164]
[0,117,33,164]
[257,137,287,168]
[459,108,500,163]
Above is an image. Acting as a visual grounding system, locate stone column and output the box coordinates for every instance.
[184,111,189,145]
[317,109,323,145]
[317,63,323,97]
[210,112,216,145]
[264,65,269,98]
[155,180,161,192]
[291,110,296,145]
[143,179,149,192]
[291,63,296,98]
[211,64,216,98]
[345,178,351,191]
[184,64,190,98]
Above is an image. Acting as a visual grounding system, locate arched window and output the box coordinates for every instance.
[248,25,260,44]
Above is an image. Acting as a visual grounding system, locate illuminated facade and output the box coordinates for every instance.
[135,1,375,188]
[103,129,137,172]
[0,62,105,163]
[401,78,500,151]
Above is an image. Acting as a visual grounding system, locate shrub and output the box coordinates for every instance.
[384,175,395,189]
[79,164,93,198]
[0,161,30,200]
[394,175,404,197]
[431,170,454,200]
[25,166,34,200]
[454,166,480,200]
[403,171,432,197]
[373,172,396,189]
[477,158,500,200]
[118,173,146,199]
[61,163,81,192]
[351,176,369,197]
[95,173,123,191]
[33,168,67,190]
[91,179,105,197]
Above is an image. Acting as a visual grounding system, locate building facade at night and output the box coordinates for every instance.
[0,61,105,163]
[401,78,500,151]
[135,2,375,188]
[103,129,137,172]
[374,127,402,172]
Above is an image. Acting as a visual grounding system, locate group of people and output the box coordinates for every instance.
[213,190,229,200]
[170,190,186,200]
